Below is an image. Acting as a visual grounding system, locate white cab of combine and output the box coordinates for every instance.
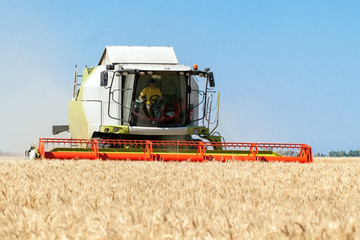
[56,46,220,142]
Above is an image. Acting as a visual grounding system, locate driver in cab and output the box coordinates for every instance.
[138,79,163,118]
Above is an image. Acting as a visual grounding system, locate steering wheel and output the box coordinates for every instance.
[149,95,161,105]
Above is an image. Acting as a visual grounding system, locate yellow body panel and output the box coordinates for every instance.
[68,67,97,139]
[68,100,90,139]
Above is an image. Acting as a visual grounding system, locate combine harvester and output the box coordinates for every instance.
[30,46,313,163]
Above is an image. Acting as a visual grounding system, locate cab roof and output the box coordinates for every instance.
[98,46,179,65]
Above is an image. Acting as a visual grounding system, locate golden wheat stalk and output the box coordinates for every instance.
[0,157,359,239]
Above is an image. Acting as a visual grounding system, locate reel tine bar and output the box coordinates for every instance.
[37,138,313,163]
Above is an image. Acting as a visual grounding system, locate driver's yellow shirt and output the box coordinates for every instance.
[140,87,162,104]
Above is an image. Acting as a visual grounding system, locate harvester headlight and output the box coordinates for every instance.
[113,127,119,133]
[147,71,153,75]
[179,72,184,76]
[104,128,109,133]
[199,73,204,77]
[186,72,190,76]
[122,71,128,76]
[115,72,121,77]
[194,128,200,134]
[139,71,145,76]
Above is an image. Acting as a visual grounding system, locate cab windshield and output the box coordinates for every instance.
[130,72,187,127]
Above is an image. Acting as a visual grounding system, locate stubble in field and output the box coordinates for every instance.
[0,157,359,239]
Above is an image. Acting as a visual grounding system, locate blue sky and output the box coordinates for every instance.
[0,0,359,153]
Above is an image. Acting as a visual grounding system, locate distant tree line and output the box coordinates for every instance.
[314,150,360,157]
[278,150,360,157]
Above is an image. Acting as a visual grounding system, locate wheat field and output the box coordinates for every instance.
[0,157,359,239]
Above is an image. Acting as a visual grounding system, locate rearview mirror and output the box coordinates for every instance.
[207,72,215,87]
[100,71,108,86]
